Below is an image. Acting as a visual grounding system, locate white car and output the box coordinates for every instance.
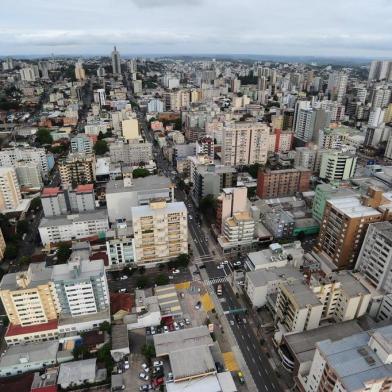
[172,269,180,274]
[184,318,191,325]
[173,322,180,331]
[233,261,242,266]
[217,265,224,269]
[163,325,169,333]
[141,363,149,371]
[139,372,149,381]
[222,260,229,265]
[120,275,128,280]
[153,361,163,367]
[124,363,129,370]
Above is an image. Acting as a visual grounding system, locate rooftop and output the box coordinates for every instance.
[6,320,58,337]
[58,358,96,386]
[247,265,303,288]
[39,210,108,228]
[154,284,182,316]
[169,345,216,381]
[0,341,58,368]
[153,326,213,357]
[31,368,58,390]
[52,258,105,282]
[106,175,173,194]
[75,183,94,193]
[281,280,322,308]
[41,187,62,197]
[111,324,129,351]
[131,201,186,220]
[328,197,382,219]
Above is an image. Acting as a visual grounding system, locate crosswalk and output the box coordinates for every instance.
[203,276,230,285]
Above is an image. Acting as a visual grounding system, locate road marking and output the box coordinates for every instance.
[252,357,256,363]
[258,370,262,376]
[265,385,269,391]
[253,343,256,349]
[246,345,250,352]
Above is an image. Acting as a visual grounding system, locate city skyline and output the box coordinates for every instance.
[1,0,392,57]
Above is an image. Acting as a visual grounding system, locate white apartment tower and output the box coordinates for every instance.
[222,122,270,166]
[132,200,188,266]
[0,167,22,212]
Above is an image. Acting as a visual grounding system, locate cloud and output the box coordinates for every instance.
[130,0,202,8]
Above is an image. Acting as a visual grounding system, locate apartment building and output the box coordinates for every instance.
[305,325,392,392]
[52,257,109,317]
[356,222,392,293]
[190,156,237,206]
[256,167,311,199]
[70,134,93,154]
[41,184,95,217]
[319,150,357,181]
[0,228,5,261]
[196,135,214,159]
[132,200,188,266]
[122,118,140,141]
[106,176,174,222]
[0,167,22,212]
[216,187,248,234]
[0,147,51,177]
[269,129,294,153]
[38,210,109,245]
[0,263,58,327]
[316,197,382,270]
[14,161,43,189]
[106,237,134,268]
[58,153,96,186]
[219,211,255,249]
[221,121,270,166]
[109,141,153,165]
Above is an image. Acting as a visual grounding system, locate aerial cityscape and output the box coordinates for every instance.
[0,1,392,392]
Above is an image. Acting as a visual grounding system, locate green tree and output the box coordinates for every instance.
[16,220,29,236]
[94,140,109,155]
[141,343,156,361]
[132,168,150,178]
[56,242,72,263]
[199,194,217,214]
[155,274,169,286]
[175,253,190,267]
[99,321,111,334]
[30,197,42,211]
[72,344,90,360]
[19,256,31,266]
[136,275,150,289]
[4,243,18,260]
[36,128,53,145]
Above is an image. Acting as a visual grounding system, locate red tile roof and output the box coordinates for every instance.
[110,292,133,315]
[41,187,62,197]
[90,251,108,266]
[0,373,34,392]
[6,320,58,337]
[75,183,94,193]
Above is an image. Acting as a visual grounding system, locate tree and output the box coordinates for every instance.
[136,275,150,289]
[141,343,156,361]
[94,140,109,155]
[19,256,31,266]
[36,128,53,145]
[16,220,29,236]
[30,197,42,211]
[199,194,217,214]
[132,168,150,178]
[176,253,190,267]
[99,321,111,334]
[246,163,262,179]
[56,242,72,263]
[72,344,90,360]
[4,243,18,260]
[155,274,169,286]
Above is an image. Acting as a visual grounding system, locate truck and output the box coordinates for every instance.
[216,284,223,296]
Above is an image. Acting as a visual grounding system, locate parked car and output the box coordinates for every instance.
[184,318,191,325]
[217,265,224,269]
[139,384,151,391]
[139,372,149,381]
[195,301,201,310]
[173,322,180,331]
[163,325,169,333]
[153,361,163,367]
[172,269,180,274]
[167,372,174,383]
[179,321,185,329]
[152,377,165,388]
[141,363,149,371]
[238,371,245,384]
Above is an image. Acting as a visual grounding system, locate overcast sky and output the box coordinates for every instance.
[1,0,392,58]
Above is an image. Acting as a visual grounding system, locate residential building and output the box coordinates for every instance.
[305,325,392,392]
[312,184,358,222]
[121,118,140,141]
[106,237,134,268]
[38,210,109,245]
[0,167,22,212]
[0,229,5,262]
[316,197,382,270]
[58,153,96,186]
[356,221,392,292]
[263,208,295,238]
[52,257,109,317]
[0,341,58,377]
[93,89,106,107]
[256,168,311,199]
[319,150,357,181]
[294,147,318,172]
[327,71,348,102]
[111,46,121,75]
[0,263,58,326]
[0,147,51,177]
[368,60,392,81]
[71,134,93,154]
[41,184,95,217]
[294,107,331,143]
[216,187,248,234]
[221,121,270,166]
[58,359,102,389]
[109,141,153,165]
[148,98,164,113]
[74,61,86,81]
[14,161,43,189]
[269,129,294,153]
[106,175,174,222]
[132,200,188,266]
[189,156,237,206]
[196,135,214,159]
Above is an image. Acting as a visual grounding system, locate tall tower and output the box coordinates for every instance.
[111,46,121,75]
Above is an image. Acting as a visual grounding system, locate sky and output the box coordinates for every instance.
[1,0,392,58]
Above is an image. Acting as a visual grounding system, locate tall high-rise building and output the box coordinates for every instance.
[319,150,357,181]
[316,197,382,270]
[369,60,392,81]
[94,88,106,107]
[131,200,188,265]
[58,153,96,187]
[327,71,348,102]
[196,136,214,159]
[0,167,22,212]
[221,122,270,166]
[111,46,121,75]
[356,222,392,292]
[74,61,86,81]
